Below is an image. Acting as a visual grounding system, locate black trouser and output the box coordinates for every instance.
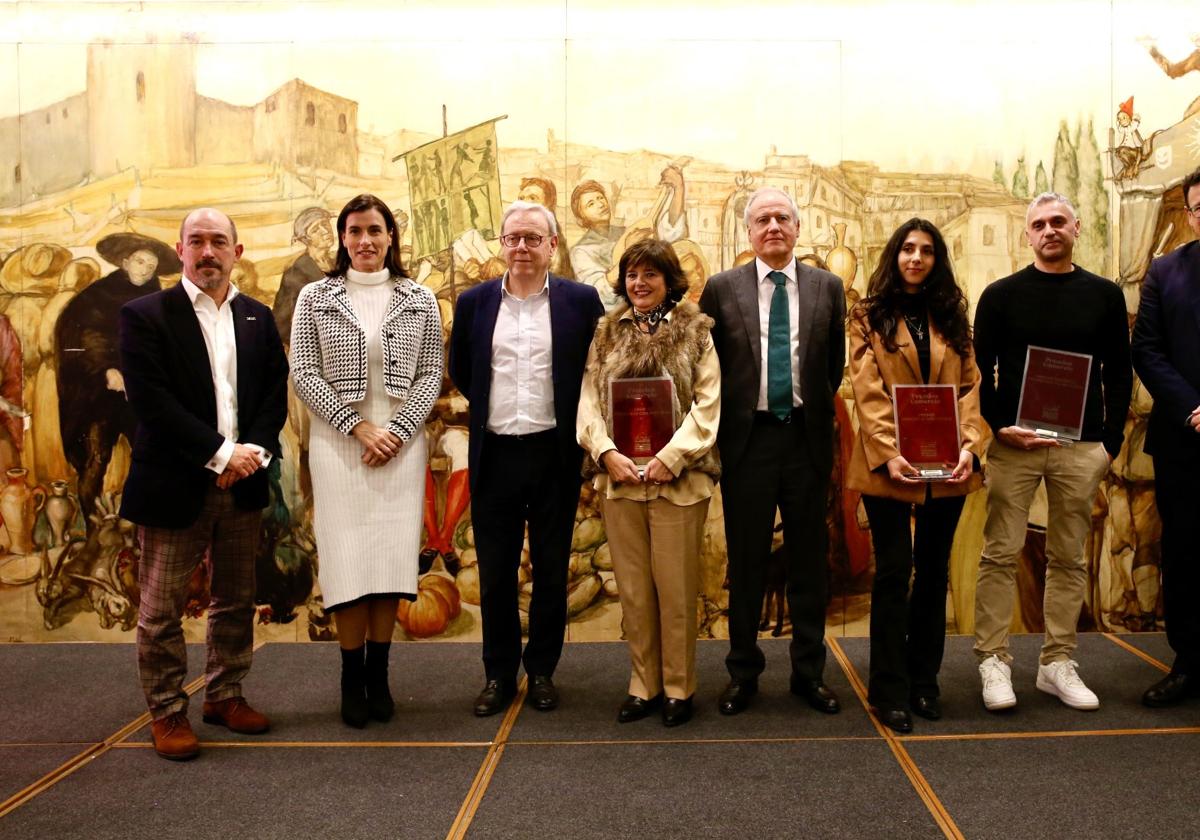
[472,431,581,684]
[1153,452,1200,675]
[861,492,965,710]
[722,411,829,682]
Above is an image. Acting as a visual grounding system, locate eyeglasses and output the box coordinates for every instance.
[500,233,547,248]
[1186,206,1200,218]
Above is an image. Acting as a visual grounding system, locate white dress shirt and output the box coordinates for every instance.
[181,276,269,473]
[755,257,804,411]
[487,272,556,434]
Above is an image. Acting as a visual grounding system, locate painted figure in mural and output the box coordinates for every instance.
[118,208,288,761]
[0,313,24,477]
[449,200,603,717]
[1131,165,1200,708]
[577,238,720,727]
[449,140,475,185]
[518,176,575,280]
[846,219,988,733]
[699,187,846,717]
[569,165,687,310]
[290,194,443,728]
[56,232,180,527]
[972,192,1132,713]
[1113,98,1146,181]
[272,207,336,345]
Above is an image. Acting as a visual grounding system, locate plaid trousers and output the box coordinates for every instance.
[136,484,260,719]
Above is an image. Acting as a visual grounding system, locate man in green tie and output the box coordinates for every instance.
[700,187,847,716]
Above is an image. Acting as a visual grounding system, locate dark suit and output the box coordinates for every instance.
[119,281,288,717]
[700,260,845,682]
[1132,240,1200,674]
[449,275,603,683]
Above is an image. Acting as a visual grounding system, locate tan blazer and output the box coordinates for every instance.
[845,308,989,503]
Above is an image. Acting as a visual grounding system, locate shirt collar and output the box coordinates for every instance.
[500,271,550,300]
[755,257,796,285]
[182,275,240,308]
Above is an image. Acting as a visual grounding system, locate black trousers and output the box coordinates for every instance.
[471,431,581,684]
[722,411,829,682]
[861,492,965,710]
[1153,451,1200,675]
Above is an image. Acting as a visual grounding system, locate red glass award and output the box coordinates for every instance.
[1015,345,1092,443]
[609,376,677,472]
[892,384,961,480]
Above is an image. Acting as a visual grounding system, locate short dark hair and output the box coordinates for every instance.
[1182,166,1200,209]
[613,239,688,306]
[331,193,409,278]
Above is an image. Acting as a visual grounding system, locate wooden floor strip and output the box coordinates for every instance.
[444,677,527,840]
[901,726,1200,742]
[828,637,965,840]
[1103,632,1171,673]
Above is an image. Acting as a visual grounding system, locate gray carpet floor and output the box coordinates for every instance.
[2,633,1197,839]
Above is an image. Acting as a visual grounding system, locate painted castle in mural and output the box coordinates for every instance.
[1,38,1195,643]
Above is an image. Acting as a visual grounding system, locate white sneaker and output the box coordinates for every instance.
[978,654,1017,711]
[1036,659,1099,710]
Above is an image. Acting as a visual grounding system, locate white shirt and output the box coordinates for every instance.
[755,257,803,411]
[181,276,269,474]
[487,272,556,435]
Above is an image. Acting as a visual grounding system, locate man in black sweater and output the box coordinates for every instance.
[972,192,1132,713]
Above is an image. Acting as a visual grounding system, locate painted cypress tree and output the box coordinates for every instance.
[1051,120,1079,204]
[993,160,1007,190]
[1076,117,1110,274]
[1035,161,1050,195]
[1011,155,1030,199]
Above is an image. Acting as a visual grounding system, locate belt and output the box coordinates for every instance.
[754,407,804,425]
[485,428,557,444]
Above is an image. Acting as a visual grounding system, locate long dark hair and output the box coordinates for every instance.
[853,218,971,358]
[331,193,409,278]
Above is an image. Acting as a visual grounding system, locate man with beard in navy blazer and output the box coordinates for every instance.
[450,200,603,716]
[1132,165,1200,708]
[119,208,288,760]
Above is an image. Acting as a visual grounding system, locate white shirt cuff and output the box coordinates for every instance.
[206,438,236,474]
[244,442,272,468]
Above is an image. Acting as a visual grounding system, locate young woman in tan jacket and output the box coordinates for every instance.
[846,218,989,733]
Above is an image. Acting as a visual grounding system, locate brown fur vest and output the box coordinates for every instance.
[583,300,721,479]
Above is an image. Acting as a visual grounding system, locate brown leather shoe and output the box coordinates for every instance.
[201,696,271,734]
[150,712,199,761]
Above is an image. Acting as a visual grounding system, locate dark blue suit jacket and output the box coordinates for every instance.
[1132,240,1200,457]
[449,275,603,493]
[118,282,289,528]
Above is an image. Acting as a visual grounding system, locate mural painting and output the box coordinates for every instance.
[0,2,1198,647]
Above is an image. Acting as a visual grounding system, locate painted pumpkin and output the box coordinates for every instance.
[397,573,463,638]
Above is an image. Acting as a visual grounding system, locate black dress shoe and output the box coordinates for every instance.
[791,678,841,714]
[473,680,515,717]
[617,693,663,723]
[1143,672,1196,708]
[418,547,438,575]
[718,679,758,715]
[527,675,559,711]
[662,696,694,727]
[876,708,913,734]
[912,696,942,721]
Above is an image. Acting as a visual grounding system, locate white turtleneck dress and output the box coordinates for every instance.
[308,268,427,609]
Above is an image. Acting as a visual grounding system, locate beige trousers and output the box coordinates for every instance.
[602,495,709,700]
[973,439,1109,665]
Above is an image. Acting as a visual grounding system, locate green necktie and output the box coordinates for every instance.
[767,270,793,421]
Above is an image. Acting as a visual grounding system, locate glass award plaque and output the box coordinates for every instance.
[892,384,961,480]
[608,376,677,474]
[1015,345,1092,444]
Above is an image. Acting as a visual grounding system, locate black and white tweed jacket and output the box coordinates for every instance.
[290,274,444,441]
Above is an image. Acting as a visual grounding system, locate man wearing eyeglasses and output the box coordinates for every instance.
[1132,165,1200,708]
[449,201,603,716]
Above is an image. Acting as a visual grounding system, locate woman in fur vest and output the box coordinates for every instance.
[577,238,721,727]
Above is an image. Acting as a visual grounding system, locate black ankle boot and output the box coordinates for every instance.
[340,645,369,728]
[365,640,395,722]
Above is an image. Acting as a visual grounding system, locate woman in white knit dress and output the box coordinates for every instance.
[290,194,443,727]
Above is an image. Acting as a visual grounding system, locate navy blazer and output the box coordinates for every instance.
[118,282,290,528]
[699,259,846,476]
[1132,239,1200,457]
[449,274,603,493]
